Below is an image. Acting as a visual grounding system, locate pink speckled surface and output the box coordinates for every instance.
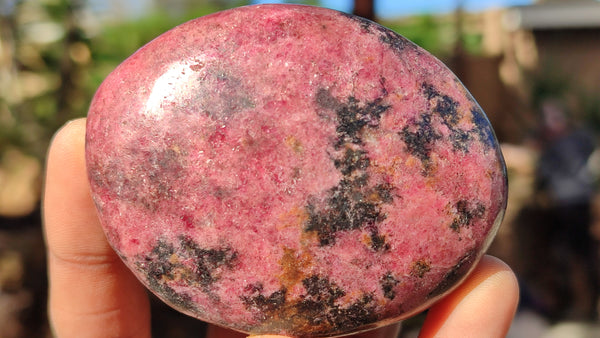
[85,4,507,337]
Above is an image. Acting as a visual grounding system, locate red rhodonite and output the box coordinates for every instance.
[85,4,507,337]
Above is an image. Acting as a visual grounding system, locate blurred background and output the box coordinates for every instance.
[2,0,600,336]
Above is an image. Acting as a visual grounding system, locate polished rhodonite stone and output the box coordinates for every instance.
[85,4,507,337]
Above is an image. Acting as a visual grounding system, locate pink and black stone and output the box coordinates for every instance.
[85,4,507,337]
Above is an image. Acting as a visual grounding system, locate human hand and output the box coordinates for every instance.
[44,119,518,337]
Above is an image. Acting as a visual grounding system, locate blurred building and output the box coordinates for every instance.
[506,1,600,107]
[448,1,600,144]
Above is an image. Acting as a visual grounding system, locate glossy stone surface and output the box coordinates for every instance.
[85,4,507,337]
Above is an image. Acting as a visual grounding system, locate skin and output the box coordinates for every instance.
[44,118,519,338]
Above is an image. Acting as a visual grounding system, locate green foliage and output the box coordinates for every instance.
[91,13,180,65]
[88,2,248,90]
[44,0,78,20]
[1,0,252,159]
[462,32,483,55]
[383,13,484,59]
[383,15,456,58]
[0,1,85,158]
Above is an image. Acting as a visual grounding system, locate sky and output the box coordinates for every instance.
[84,0,537,21]
[251,0,534,18]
